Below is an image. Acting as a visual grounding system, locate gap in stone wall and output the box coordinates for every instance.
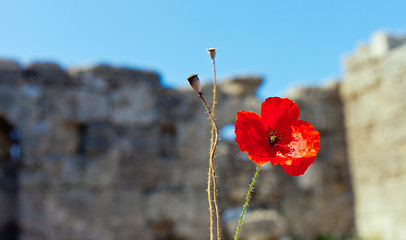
[76,123,89,155]
[0,117,21,240]
[159,123,177,160]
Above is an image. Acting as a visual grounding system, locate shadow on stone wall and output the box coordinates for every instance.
[0,117,20,240]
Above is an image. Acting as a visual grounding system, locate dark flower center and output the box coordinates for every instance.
[268,130,281,146]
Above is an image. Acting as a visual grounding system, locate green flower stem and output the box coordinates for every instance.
[234,164,261,240]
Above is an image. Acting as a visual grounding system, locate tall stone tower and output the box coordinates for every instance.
[341,32,406,239]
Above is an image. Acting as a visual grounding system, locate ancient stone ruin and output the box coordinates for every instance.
[341,32,406,239]
[0,32,405,240]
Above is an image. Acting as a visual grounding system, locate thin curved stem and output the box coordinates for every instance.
[234,164,261,240]
[210,58,221,240]
[199,94,219,161]
[211,59,217,115]
[199,93,219,240]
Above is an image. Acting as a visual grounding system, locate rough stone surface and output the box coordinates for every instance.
[0,31,404,240]
[224,210,287,240]
[285,82,354,239]
[217,81,353,240]
[0,59,22,83]
[0,61,353,240]
[341,32,406,240]
[0,64,271,240]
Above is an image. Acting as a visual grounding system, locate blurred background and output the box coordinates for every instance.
[0,1,405,240]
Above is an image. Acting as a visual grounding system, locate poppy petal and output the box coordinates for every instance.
[234,96,319,175]
[235,111,276,161]
[260,97,300,131]
[280,156,316,176]
[248,152,274,165]
[275,120,320,176]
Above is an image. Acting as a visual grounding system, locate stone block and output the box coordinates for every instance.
[68,65,161,90]
[0,55,364,240]
[224,209,287,240]
[0,59,22,83]
[342,32,406,240]
[287,81,344,132]
[44,88,108,121]
[217,76,263,97]
[109,84,158,125]
[25,62,71,85]
[18,190,48,238]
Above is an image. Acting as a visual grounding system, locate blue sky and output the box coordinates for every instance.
[1,0,405,99]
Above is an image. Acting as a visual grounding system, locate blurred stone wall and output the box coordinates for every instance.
[0,59,353,240]
[341,32,406,240]
[0,31,403,240]
[219,81,354,240]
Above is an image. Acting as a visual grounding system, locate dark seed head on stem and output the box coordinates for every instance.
[187,74,202,94]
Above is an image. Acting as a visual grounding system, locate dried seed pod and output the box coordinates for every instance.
[187,74,202,94]
[207,47,216,60]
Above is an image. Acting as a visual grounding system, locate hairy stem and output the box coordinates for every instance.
[199,93,219,240]
[210,58,221,240]
[234,164,261,240]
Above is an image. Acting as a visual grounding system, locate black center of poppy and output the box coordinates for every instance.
[268,130,280,146]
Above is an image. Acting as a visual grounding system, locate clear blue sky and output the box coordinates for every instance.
[1,0,405,99]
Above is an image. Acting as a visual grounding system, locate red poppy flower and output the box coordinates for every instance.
[234,97,320,176]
